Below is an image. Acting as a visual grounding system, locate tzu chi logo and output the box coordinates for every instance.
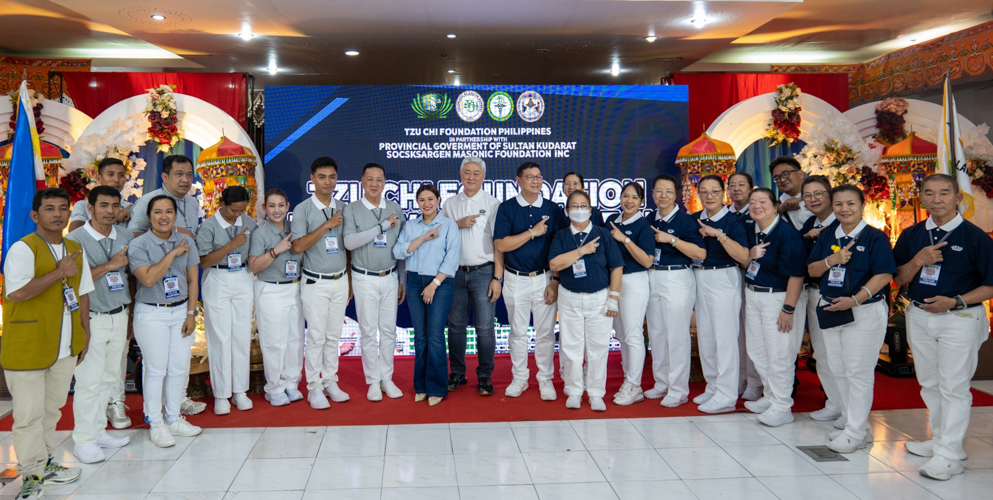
[516,91,545,122]
[456,91,484,122]
[411,93,453,119]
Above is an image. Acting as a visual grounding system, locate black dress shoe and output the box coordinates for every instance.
[447,373,467,391]
[478,378,494,396]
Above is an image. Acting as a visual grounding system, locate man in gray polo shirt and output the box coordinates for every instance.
[343,163,405,402]
[68,157,132,233]
[128,155,200,237]
[290,157,351,409]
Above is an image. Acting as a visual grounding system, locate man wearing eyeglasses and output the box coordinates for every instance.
[770,157,813,230]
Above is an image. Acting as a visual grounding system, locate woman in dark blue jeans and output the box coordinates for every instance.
[394,185,461,406]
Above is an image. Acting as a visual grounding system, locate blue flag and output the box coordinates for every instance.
[1,82,43,271]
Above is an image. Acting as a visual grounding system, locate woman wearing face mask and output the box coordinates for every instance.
[248,189,305,407]
[195,186,258,415]
[693,175,750,413]
[604,183,655,406]
[807,184,895,453]
[798,176,846,426]
[562,172,604,226]
[742,188,807,427]
[550,190,623,411]
[394,185,460,406]
[645,174,706,408]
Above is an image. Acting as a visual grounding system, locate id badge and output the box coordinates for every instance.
[374,233,387,248]
[919,264,941,286]
[227,252,242,272]
[106,270,125,291]
[63,285,80,312]
[653,248,662,266]
[691,259,704,268]
[745,260,761,280]
[285,259,299,279]
[572,258,587,278]
[827,266,846,287]
[325,235,340,254]
[163,275,181,298]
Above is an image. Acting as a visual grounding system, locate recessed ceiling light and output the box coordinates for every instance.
[447,34,457,38]
[610,63,620,77]
[447,69,456,74]
[151,14,165,21]
[690,17,707,29]
[238,32,254,41]
[267,63,278,75]
[454,77,461,86]
[345,50,360,56]
[644,36,658,43]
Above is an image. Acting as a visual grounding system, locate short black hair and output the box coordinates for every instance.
[362,163,385,177]
[921,173,959,194]
[769,156,801,174]
[220,185,251,205]
[563,171,584,184]
[802,175,832,193]
[830,183,865,205]
[622,181,645,201]
[146,194,178,218]
[162,155,193,175]
[516,162,541,178]
[32,187,70,212]
[698,174,725,192]
[310,157,338,174]
[566,190,591,206]
[652,174,679,192]
[97,157,126,174]
[416,184,440,199]
[749,187,780,206]
[88,185,121,206]
[728,172,754,189]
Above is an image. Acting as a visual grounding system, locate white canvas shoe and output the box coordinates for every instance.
[324,383,350,403]
[367,383,383,402]
[381,380,403,399]
[644,387,666,399]
[232,393,253,411]
[698,398,736,414]
[744,398,771,414]
[589,396,607,412]
[828,434,866,454]
[266,392,291,407]
[72,443,106,464]
[740,385,763,401]
[308,390,330,410]
[660,395,687,408]
[539,380,557,401]
[809,407,842,421]
[565,395,582,409]
[614,385,645,406]
[919,455,964,481]
[692,391,714,405]
[95,431,130,448]
[214,398,231,415]
[150,424,176,448]
[757,409,794,427]
[505,379,528,398]
[285,388,304,402]
[167,416,203,437]
[905,440,935,457]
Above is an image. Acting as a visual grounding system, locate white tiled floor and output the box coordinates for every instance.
[1,406,993,499]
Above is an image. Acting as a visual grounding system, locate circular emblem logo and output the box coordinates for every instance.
[516,91,545,122]
[487,91,514,122]
[455,91,484,122]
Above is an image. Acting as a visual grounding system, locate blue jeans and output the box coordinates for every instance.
[407,274,454,397]
[447,265,497,379]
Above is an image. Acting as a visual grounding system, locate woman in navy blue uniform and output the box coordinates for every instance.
[562,172,604,226]
[605,182,655,406]
[549,190,623,411]
[693,175,750,413]
[807,184,896,453]
[727,171,761,400]
[645,174,706,408]
[741,187,807,427]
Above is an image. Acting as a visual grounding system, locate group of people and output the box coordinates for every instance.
[3,154,991,500]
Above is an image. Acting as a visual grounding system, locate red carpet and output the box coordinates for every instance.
[4,351,992,431]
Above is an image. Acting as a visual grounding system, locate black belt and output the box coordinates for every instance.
[264,279,300,284]
[91,305,126,315]
[747,285,786,293]
[695,263,737,271]
[806,283,820,289]
[303,269,346,280]
[211,264,229,269]
[459,262,494,273]
[352,266,396,277]
[911,300,982,310]
[653,264,690,271]
[506,267,548,277]
[142,298,188,308]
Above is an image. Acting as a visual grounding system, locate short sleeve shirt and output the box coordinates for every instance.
[195,212,257,277]
[65,222,134,312]
[650,206,705,267]
[128,187,200,235]
[290,195,349,274]
[493,195,568,273]
[604,212,655,274]
[744,217,807,289]
[549,224,623,293]
[807,221,897,301]
[694,207,748,268]
[250,220,299,282]
[129,231,200,304]
[893,214,993,303]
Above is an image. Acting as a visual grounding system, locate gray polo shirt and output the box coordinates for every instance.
[128,187,200,235]
[343,197,404,272]
[66,222,134,313]
[128,231,200,304]
[290,195,348,274]
[250,220,299,282]
[71,198,133,222]
[195,212,257,279]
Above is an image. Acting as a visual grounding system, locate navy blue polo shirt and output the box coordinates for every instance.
[801,213,839,285]
[807,221,897,301]
[744,217,807,289]
[605,212,655,274]
[730,204,755,231]
[894,215,993,303]
[494,195,568,273]
[694,207,748,268]
[649,207,705,267]
[549,224,624,293]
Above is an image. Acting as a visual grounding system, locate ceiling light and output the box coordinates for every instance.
[690,17,707,29]
[447,34,457,39]
[267,63,278,75]
[238,32,254,41]
[610,63,620,77]
[454,77,461,86]
[644,36,658,43]
[345,50,360,56]
[151,14,165,21]
[447,69,456,74]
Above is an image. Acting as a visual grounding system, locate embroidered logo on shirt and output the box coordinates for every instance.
[625,230,632,235]
[951,245,964,251]
[856,246,865,252]
[667,229,675,234]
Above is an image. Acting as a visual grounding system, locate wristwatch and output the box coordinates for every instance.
[492,276,504,284]
[953,295,967,310]
[781,304,796,314]
[624,237,631,244]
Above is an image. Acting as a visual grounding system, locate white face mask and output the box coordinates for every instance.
[569,208,591,224]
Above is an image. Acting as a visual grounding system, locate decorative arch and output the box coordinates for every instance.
[843,99,979,142]
[0,98,93,152]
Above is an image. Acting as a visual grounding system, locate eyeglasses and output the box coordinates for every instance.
[802,190,828,201]
[698,190,723,198]
[567,204,591,210]
[522,175,543,182]
[772,169,800,182]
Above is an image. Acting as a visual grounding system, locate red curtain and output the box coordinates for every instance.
[672,73,850,139]
[62,72,246,127]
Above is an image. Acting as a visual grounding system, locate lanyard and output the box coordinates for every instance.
[41,238,72,290]
[927,225,957,246]
[322,206,335,233]
[100,237,114,262]
[573,230,590,251]
[223,217,241,243]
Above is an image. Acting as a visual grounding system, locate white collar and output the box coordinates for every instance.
[216,212,244,229]
[925,213,964,231]
[756,216,780,234]
[729,203,749,214]
[656,206,679,222]
[834,219,868,239]
[814,213,836,228]
[516,194,543,208]
[310,194,337,211]
[569,222,593,236]
[618,211,643,225]
[84,221,117,241]
[361,196,387,210]
[460,189,485,201]
[700,206,729,222]
[160,186,188,201]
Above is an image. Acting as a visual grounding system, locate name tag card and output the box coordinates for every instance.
[653,248,661,265]
[745,260,761,280]
[63,285,80,312]
[827,266,846,288]
[373,233,387,248]
[325,235,340,254]
[227,252,242,272]
[163,275,181,298]
[919,264,941,286]
[572,258,587,278]
[106,270,125,291]
[285,260,299,279]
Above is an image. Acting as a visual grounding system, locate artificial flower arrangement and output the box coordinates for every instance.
[62,117,148,203]
[145,84,182,152]
[6,88,46,139]
[764,83,802,146]
[874,97,910,145]
[919,123,993,200]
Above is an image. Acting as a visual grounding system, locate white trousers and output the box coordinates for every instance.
[558,288,612,398]
[646,268,696,400]
[301,275,350,391]
[202,270,255,399]
[254,281,305,395]
[351,271,398,385]
[73,310,128,446]
[133,304,193,427]
[807,287,845,413]
[906,304,990,461]
[503,271,557,383]
[695,267,742,407]
[744,288,808,413]
[738,275,762,393]
[612,272,649,387]
[822,300,887,442]
[109,346,127,404]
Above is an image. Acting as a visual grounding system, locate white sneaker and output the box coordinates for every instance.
[757,409,794,427]
[324,383,350,403]
[95,431,130,448]
[809,407,842,421]
[905,440,934,457]
[565,395,582,409]
[833,415,847,430]
[613,382,633,401]
[150,424,176,448]
[660,395,688,408]
[644,387,666,399]
[285,388,304,402]
[232,393,253,411]
[539,380,557,401]
[740,385,763,402]
[180,398,206,415]
[919,455,964,481]
[829,429,843,441]
[367,383,383,402]
[214,397,231,415]
[72,443,106,464]
[381,380,403,399]
[614,384,645,406]
[698,398,736,414]
[692,391,714,405]
[265,392,291,407]
[167,416,203,437]
[505,379,528,398]
[590,396,606,412]
[308,390,330,410]
[744,398,771,414]
[828,434,866,454]
[106,401,131,429]
[42,459,81,484]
